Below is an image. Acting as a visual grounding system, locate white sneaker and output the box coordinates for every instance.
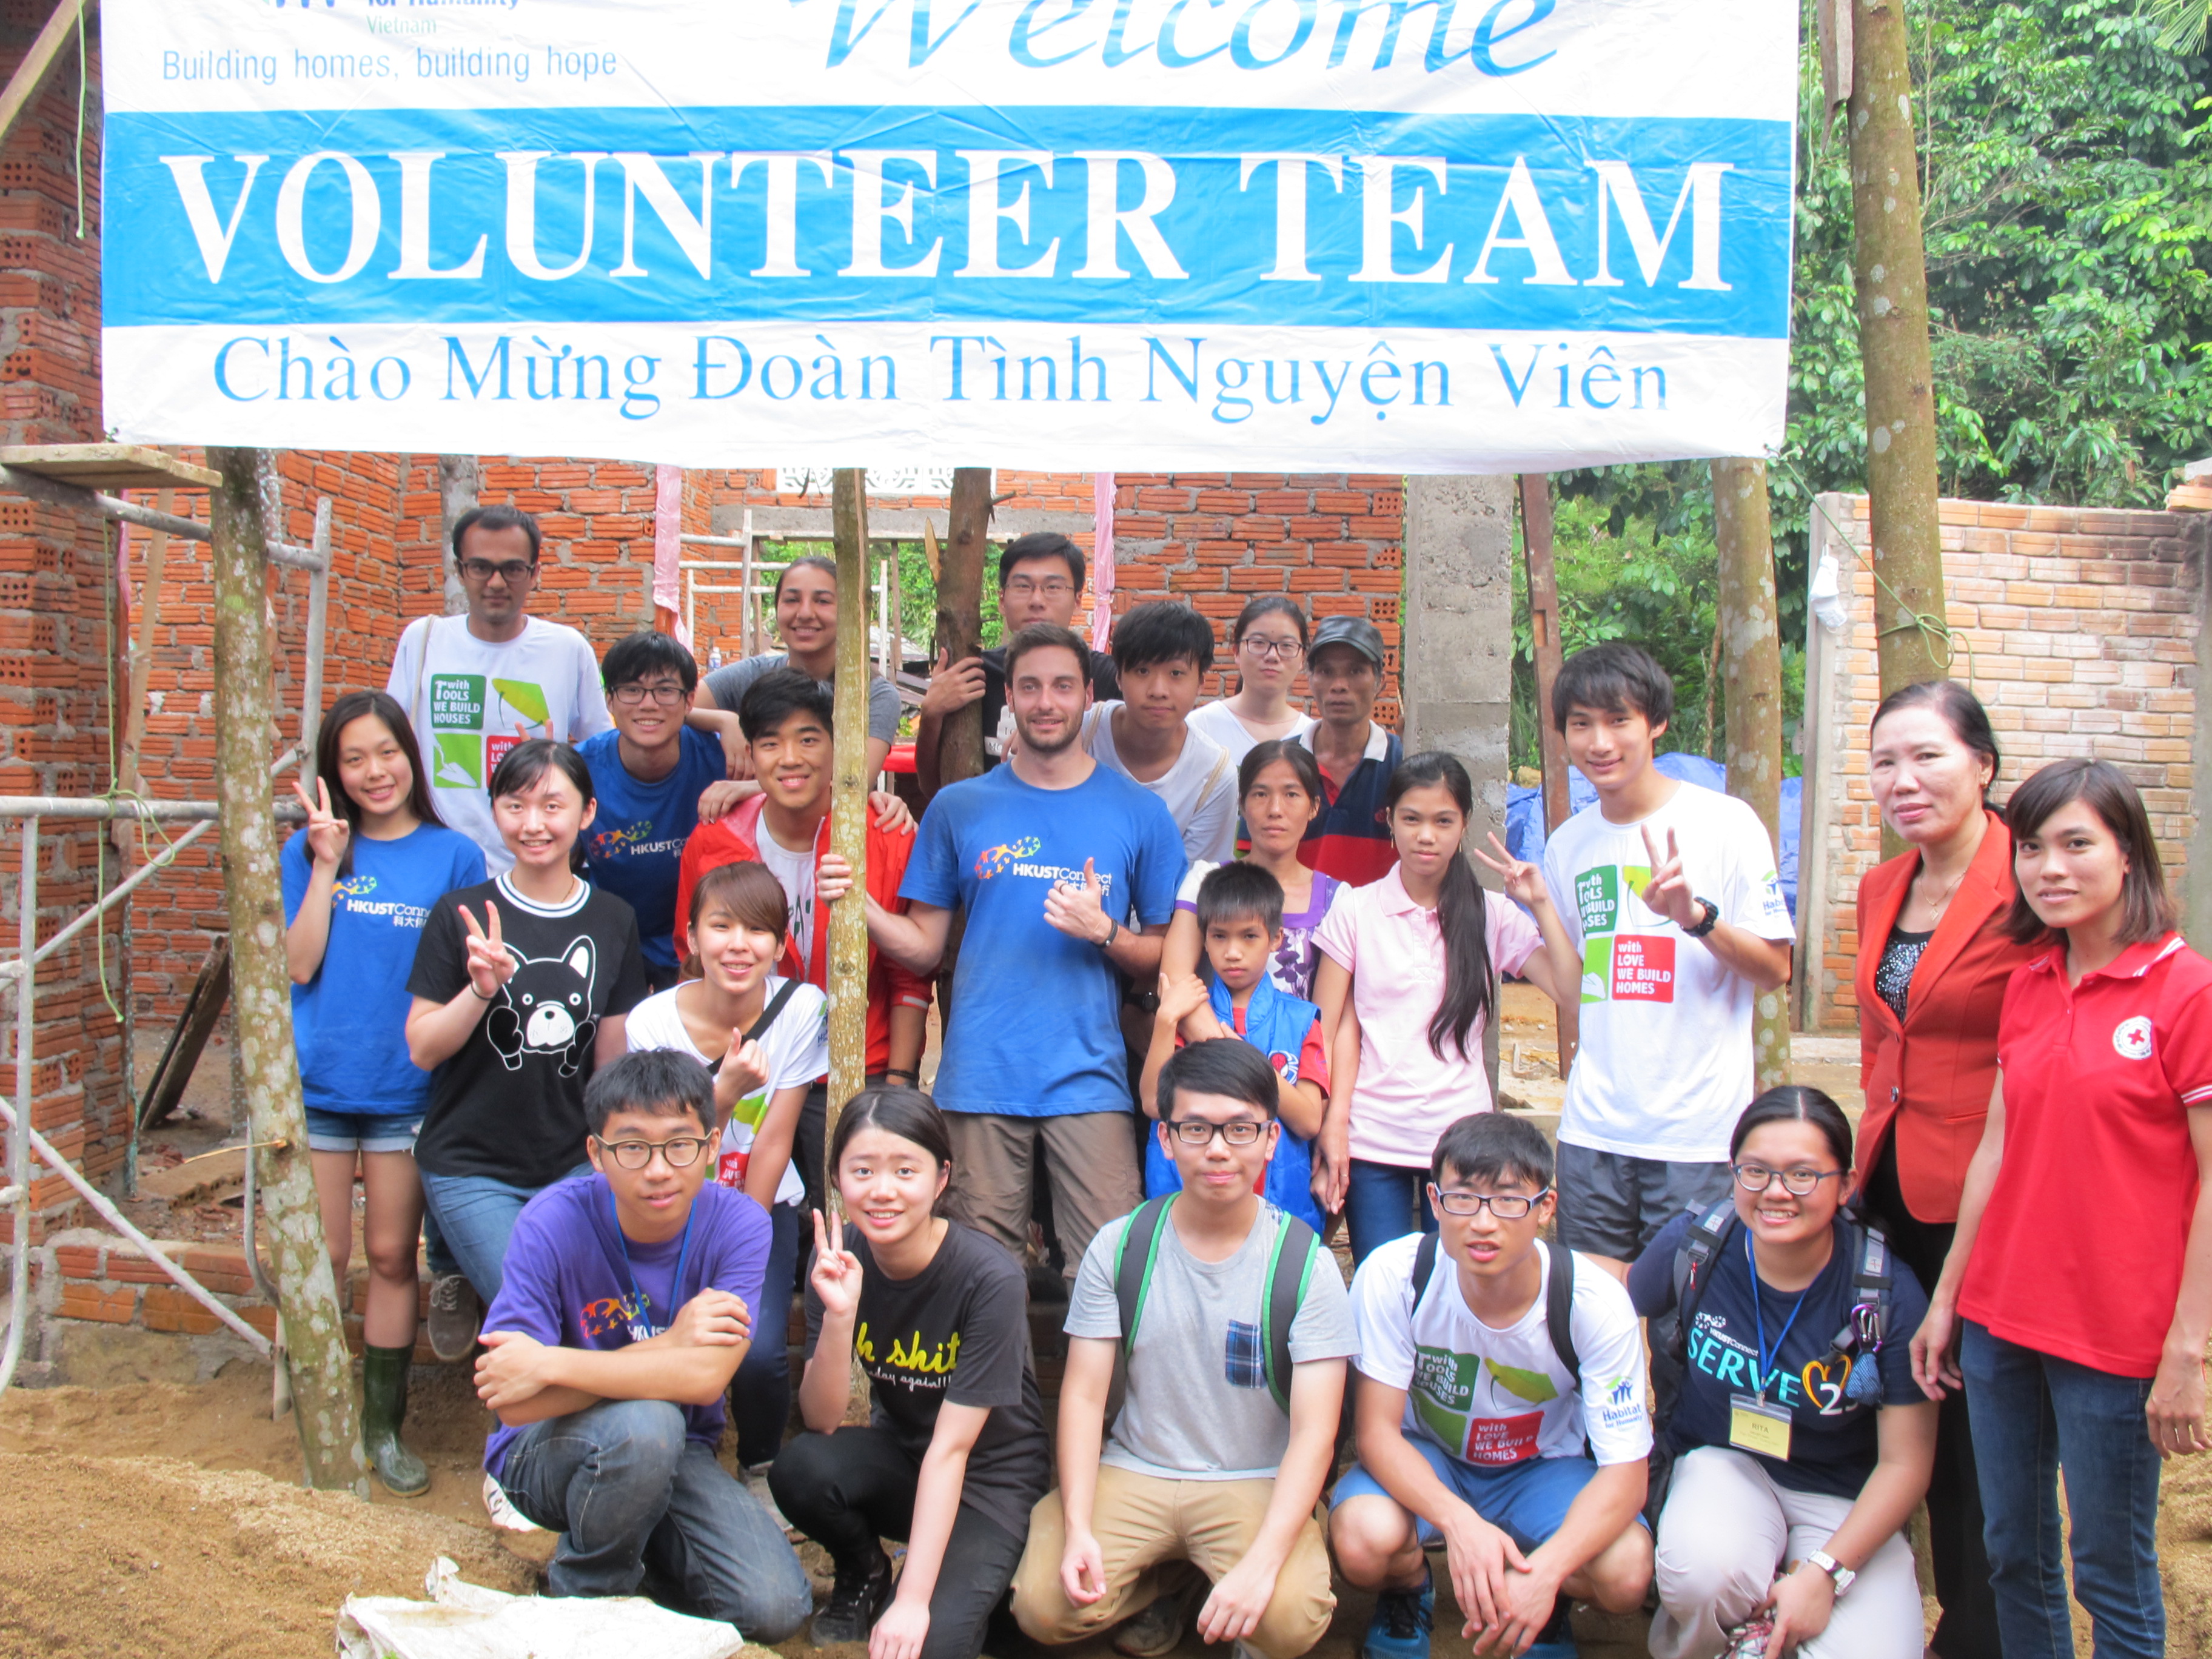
[481,1472,541,1533]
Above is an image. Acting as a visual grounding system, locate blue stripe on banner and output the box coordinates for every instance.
[104,106,1791,336]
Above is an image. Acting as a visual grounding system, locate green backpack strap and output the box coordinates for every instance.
[1262,1212,1321,1413]
[1113,1196,1176,1355]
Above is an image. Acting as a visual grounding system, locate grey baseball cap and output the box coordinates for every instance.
[1308,615,1386,669]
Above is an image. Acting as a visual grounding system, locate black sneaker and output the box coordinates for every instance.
[812,1546,893,1645]
[426,1273,481,1362]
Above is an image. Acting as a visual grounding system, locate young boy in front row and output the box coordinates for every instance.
[474,1049,813,1641]
[1332,1113,1652,1659]
[1139,862,1329,1232]
[1014,1039,1353,1659]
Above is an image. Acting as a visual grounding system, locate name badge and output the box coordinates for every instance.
[1729,1393,1793,1460]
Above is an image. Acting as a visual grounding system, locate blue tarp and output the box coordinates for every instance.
[1505,755,1800,920]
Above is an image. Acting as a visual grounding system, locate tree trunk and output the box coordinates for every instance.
[1517,477,1572,836]
[1713,458,1793,1088]
[206,446,369,1497]
[931,469,993,786]
[825,471,872,1174]
[1849,0,1946,706]
[437,455,478,615]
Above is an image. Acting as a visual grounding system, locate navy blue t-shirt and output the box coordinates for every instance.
[281,823,486,1114]
[1628,1210,1929,1499]
[576,726,726,971]
[901,760,1184,1117]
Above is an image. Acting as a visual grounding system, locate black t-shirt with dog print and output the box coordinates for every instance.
[409,873,649,1188]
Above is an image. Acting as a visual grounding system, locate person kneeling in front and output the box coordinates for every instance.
[473,1048,813,1640]
[1012,1039,1352,1659]
[1330,1113,1653,1659]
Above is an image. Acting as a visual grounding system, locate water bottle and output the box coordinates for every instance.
[707,645,725,669]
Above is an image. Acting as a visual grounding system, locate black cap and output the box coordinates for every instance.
[1309,615,1386,669]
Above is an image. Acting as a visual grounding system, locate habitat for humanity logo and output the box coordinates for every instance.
[974,837,1041,879]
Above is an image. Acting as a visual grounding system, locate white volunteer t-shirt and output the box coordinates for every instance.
[1186,700,1316,772]
[386,614,613,876]
[1351,1232,1652,1469]
[1082,702,1236,864]
[755,826,818,977]
[624,978,828,1208]
[1540,781,1794,1162]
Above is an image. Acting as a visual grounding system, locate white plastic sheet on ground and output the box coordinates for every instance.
[336,1557,748,1659]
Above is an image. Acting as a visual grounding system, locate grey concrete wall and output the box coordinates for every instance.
[1401,474,1517,853]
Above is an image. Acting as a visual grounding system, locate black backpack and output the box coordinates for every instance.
[1411,1232,1581,1381]
[1113,1196,1321,1412]
[1666,1199,1895,1407]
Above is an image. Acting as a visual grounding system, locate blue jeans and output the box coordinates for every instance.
[419,1164,591,1305]
[1963,1321,2165,1659]
[730,1199,800,1467]
[1345,1160,1436,1266]
[500,1398,813,1641]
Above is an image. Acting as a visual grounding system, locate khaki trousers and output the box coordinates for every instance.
[1011,1466,1335,1659]
[942,1110,1141,1279]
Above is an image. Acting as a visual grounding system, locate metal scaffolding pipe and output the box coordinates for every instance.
[0,463,324,571]
[0,797,220,820]
[0,820,35,1395]
[25,819,215,970]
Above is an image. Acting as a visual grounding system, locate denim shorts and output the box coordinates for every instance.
[304,1107,423,1155]
[1333,1435,1640,1553]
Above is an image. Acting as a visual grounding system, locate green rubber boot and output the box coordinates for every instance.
[363,1344,431,1497]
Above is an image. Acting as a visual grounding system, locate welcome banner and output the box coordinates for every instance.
[103,0,1798,471]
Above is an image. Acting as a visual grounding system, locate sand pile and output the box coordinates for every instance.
[0,1452,534,1659]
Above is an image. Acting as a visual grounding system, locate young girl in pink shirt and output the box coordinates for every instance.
[1312,751,1579,1263]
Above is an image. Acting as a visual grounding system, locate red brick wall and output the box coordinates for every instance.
[0,15,118,1235]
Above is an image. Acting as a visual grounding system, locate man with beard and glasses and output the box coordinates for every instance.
[866,624,1187,1279]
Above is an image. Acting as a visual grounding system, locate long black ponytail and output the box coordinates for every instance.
[1388,751,1493,1061]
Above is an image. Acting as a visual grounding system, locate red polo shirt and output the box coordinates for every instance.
[1960,933,2212,1377]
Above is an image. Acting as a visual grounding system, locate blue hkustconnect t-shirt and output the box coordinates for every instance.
[481,1176,772,1479]
[901,762,1185,1118]
[575,726,726,972]
[280,822,487,1114]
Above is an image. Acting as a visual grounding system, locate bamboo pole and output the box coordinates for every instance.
[826,472,872,1171]
[1849,0,1947,707]
[931,469,994,786]
[206,446,368,1496]
[1713,458,1793,1085]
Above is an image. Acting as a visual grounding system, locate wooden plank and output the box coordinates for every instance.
[0,0,88,156]
[2165,484,2212,512]
[138,935,230,1131]
[0,443,221,493]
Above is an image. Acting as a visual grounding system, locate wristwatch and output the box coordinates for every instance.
[1683,897,1721,939]
[1803,1550,1855,1597]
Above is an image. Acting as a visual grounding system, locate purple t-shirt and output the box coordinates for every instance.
[481,1175,772,1478]
[1175,865,1342,1000]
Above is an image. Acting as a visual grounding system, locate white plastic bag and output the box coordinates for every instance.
[336,1557,749,1659]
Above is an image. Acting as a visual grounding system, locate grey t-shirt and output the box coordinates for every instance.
[705,651,902,745]
[1067,1202,1355,1480]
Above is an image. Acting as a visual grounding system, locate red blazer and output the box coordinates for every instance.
[1854,810,2038,1223]
[672,796,932,1078]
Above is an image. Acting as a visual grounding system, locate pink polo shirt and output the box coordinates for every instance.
[1315,866,1543,1168]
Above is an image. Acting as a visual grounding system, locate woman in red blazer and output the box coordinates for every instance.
[1854,681,2036,1659]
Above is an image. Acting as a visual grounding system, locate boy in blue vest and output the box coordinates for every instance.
[1138,862,1329,1232]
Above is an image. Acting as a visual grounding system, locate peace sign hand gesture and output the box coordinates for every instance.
[292,777,350,872]
[1638,824,1699,931]
[458,902,517,1000]
[1469,831,1550,908]
[810,1208,863,1320]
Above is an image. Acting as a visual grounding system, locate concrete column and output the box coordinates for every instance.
[1401,474,1517,851]
[2188,518,2212,951]
[1402,474,1518,1098]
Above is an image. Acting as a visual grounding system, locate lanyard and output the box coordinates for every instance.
[1745,1227,1811,1405]
[608,1184,694,1338]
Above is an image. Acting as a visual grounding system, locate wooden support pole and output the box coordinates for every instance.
[931,469,994,786]
[206,446,368,1496]
[0,0,88,157]
[1713,458,1793,1085]
[826,471,873,1173]
[1849,0,1948,705]
[1517,476,1572,835]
